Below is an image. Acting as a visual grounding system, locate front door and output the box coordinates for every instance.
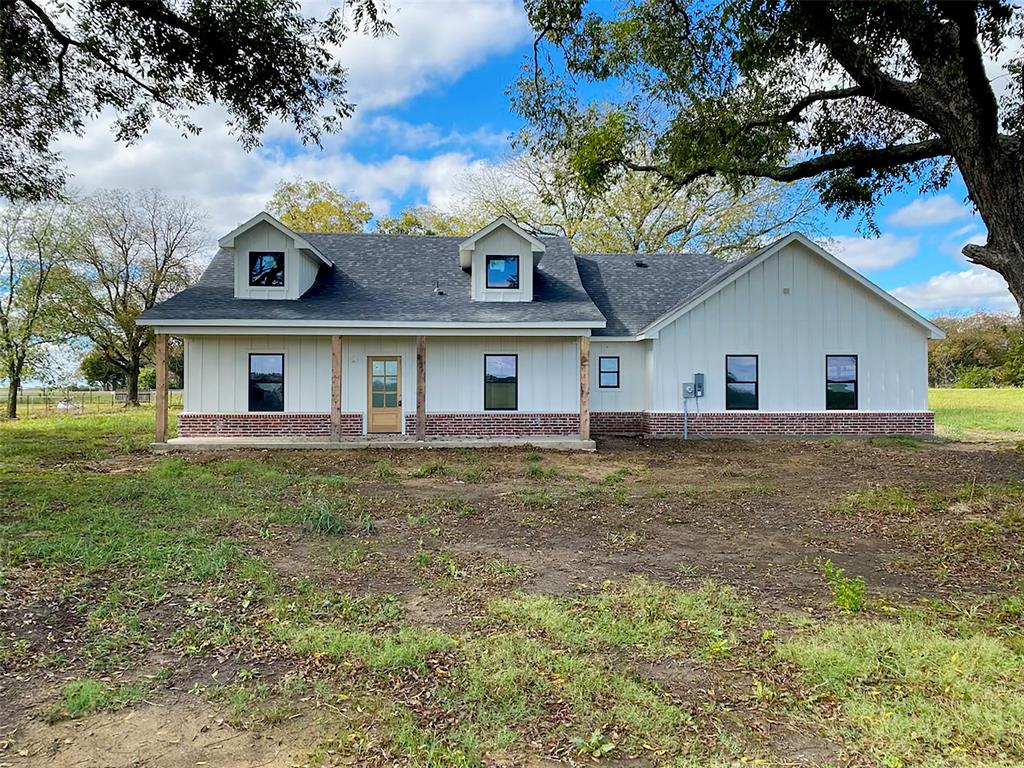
[367,356,402,433]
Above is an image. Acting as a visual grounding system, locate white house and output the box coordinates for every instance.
[138,212,944,446]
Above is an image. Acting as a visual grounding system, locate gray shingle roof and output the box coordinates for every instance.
[573,251,730,336]
[139,232,606,326]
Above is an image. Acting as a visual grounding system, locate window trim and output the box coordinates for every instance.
[485,254,521,290]
[725,354,759,411]
[248,251,286,288]
[483,353,519,411]
[247,352,285,412]
[825,354,859,411]
[598,355,621,389]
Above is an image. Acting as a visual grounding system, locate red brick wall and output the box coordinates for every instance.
[178,412,362,438]
[404,412,580,437]
[641,411,935,436]
[591,411,645,435]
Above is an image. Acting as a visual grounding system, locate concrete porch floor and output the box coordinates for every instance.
[154,435,597,452]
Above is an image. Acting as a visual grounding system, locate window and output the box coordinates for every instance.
[484,354,518,410]
[249,251,285,287]
[725,355,758,410]
[370,359,400,408]
[826,355,858,410]
[598,356,620,388]
[249,354,284,412]
[486,255,520,289]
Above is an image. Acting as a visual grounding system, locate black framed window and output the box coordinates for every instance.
[826,355,858,410]
[484,354,518,410]
[598,356,620,388]
[249,251,285,287]
[249,354,284,412]
[486,255,520,289]
[725,355,758,410]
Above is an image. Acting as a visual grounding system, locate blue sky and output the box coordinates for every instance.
[55,0,1013,317]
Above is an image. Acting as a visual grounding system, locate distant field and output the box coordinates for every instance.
[930,387,1023,441]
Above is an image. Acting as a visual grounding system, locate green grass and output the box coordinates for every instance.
[930,387,1024,441]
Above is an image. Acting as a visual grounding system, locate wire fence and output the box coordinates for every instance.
[1,390,184,417]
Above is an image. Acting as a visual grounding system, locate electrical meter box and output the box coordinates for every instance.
[694,373,705,398]
[683,382,696,399]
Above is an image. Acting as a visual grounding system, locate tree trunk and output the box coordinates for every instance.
[5,373,19,419]
[125,366,140,407]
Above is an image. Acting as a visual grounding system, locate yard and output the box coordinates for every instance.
[1,402,1022,767]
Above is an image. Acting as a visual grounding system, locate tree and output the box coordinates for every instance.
[267,179,374,233]
[517,1,1024,315]
[79,348,126,390]
[928,313,1021,386]
[56,189,205,405]
[0,202,77,418]
[376,206,477,237]
[458,151,819,256]
[0,0,390,202]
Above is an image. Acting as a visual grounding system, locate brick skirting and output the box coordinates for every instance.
[591,411,645,435]
[641,411,935,436]
[178,412,362,438]
[404,412,580,437]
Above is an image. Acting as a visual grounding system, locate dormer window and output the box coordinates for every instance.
[486,255,520,289]
[249,251,285,287]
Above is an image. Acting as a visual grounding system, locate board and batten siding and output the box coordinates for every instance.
[184,335,332,413]
[231,220,321,300]
[589,340,650,412]
[183,334,582,418]
[426,336,579,412]
[469,225,536,302]
[650,240,930,412]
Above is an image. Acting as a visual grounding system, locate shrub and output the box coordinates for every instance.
[817,558,866,613]
[954,365,995,388]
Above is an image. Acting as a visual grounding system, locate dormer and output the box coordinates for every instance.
[219,212,332,300]
[458,216,545,302]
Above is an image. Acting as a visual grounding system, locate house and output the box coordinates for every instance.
[137,212,944,446]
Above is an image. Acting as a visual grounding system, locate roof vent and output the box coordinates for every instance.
[634,259,649,268]
[433,279,445,296]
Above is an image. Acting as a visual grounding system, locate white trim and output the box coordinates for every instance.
[218,211,332,267]
[139,318,600,329]
[145,323,598,338]
[459,216,547,254]
[589,336,642,343]
[637,232,945,340]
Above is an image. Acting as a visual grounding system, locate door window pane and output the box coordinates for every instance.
[248,354,284,412]
[484,354,518,410]
[725,355,758,410]
[826,355,858,410]
[370,359,400,410]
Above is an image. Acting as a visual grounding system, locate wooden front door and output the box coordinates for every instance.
[367,356,402,433]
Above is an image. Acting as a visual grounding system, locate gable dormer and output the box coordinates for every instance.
[219,212,332,300]
[458,216,545,302]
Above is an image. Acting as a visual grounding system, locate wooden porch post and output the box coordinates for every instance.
[416,335,426,440]
[331,335,343,440]
[579,335,590,441]
[154,333,168,443]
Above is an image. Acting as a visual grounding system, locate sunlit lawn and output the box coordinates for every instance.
[930,387,1023,441]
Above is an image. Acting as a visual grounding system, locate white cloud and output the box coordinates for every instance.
[827,233,918,271]
[56,109,492,241]
[891,265,1016,313]
[334,0,530,109]
[887,195,972,228]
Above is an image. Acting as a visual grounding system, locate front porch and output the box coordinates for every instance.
[154,434,596,452]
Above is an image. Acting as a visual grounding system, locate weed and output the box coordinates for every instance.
[46,675,162,722]
[835,487,917,516]
[526,461,557,479]
[817,558,867,612]
[370,459,398,482]
[413,461,453,478]
[302,499,350,535]
[605,527,646,551]
[457,464,487,483]
[867,436,923,449]
[571,728,617,758]
[602,468,629,486]
[524,451,543,462]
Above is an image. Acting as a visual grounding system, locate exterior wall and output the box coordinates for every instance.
[184,335,332,413]
[469,225,536,302]
[650,240,931,413]
[231,220,320,300]
[426,336,580,413]
[590,340,649,413]
[182,333,582,437]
